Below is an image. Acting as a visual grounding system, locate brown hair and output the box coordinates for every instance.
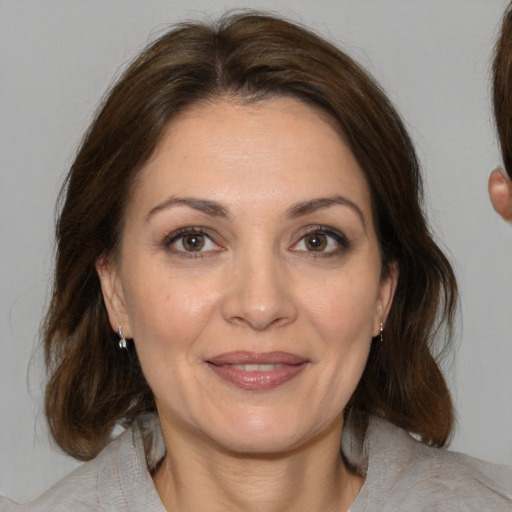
[44,12,457,461]
[493,3,512,179]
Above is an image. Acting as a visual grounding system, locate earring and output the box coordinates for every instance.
[117,325,127,349]
[380,321,384,343]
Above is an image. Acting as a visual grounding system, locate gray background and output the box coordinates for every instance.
[1,0,511,503]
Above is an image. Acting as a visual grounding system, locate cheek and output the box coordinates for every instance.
[299,270,380,344]
[122,260,222,353]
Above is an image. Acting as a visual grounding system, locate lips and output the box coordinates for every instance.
[206,351,309,391]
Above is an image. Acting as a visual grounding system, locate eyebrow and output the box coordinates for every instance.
[145,194,366,229]
[286,196,366,229]
[145,197,229,221]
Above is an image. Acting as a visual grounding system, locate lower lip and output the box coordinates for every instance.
[206,363,308,391]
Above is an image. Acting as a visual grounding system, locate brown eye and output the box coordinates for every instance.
[304,233,328,252]
[182,233,205,251]
[165,229,218,254]
[291,227,350,255]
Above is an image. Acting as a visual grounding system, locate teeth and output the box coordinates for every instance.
[231,364,284,371]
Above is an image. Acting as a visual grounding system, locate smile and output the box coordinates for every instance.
[231,364,286,371]
[206,351,309,391]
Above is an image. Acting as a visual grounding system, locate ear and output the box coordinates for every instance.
[489,168,512,222]
[95,255,133,338]
[372,262,399,337]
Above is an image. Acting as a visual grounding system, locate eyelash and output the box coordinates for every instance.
[290,226,351,257]
[163,227,221,258]
[162,225,351,258]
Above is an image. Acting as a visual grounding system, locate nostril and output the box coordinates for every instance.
[221,293,297,330]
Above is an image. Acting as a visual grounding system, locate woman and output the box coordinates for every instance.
[2,12,511,511]
[491,2,512,223]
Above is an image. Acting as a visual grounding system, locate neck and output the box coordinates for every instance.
[153,416,363,512]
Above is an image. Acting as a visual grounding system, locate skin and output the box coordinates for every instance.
[97,96,397,512]
[488,167,512,222]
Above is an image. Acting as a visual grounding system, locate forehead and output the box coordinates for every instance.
[128,96,373,221]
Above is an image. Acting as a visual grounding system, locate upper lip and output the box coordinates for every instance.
[206,351,308,366]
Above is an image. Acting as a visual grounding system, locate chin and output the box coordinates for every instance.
[200,409,334,456]
[212,427,307,456]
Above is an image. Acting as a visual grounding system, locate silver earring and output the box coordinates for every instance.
[117,325,127,349]
[380,321,384,343]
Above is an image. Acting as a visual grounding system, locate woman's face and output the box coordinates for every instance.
[98,97,397,454]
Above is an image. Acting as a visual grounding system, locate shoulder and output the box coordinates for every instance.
[0,414,165,512]
[0,453,105,511]
[349,416,512,511]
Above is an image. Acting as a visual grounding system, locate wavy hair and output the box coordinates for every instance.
[43,12,458,461]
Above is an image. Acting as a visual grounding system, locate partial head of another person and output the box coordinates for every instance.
[491,3,512,222]
[43,12,457,461]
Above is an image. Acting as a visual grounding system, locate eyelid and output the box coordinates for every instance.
[163,227,224,255]
[290,225,351,253]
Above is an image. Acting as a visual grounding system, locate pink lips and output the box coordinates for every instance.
[206,351,309,391]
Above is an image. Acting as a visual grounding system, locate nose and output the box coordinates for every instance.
[221,249,298,331]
